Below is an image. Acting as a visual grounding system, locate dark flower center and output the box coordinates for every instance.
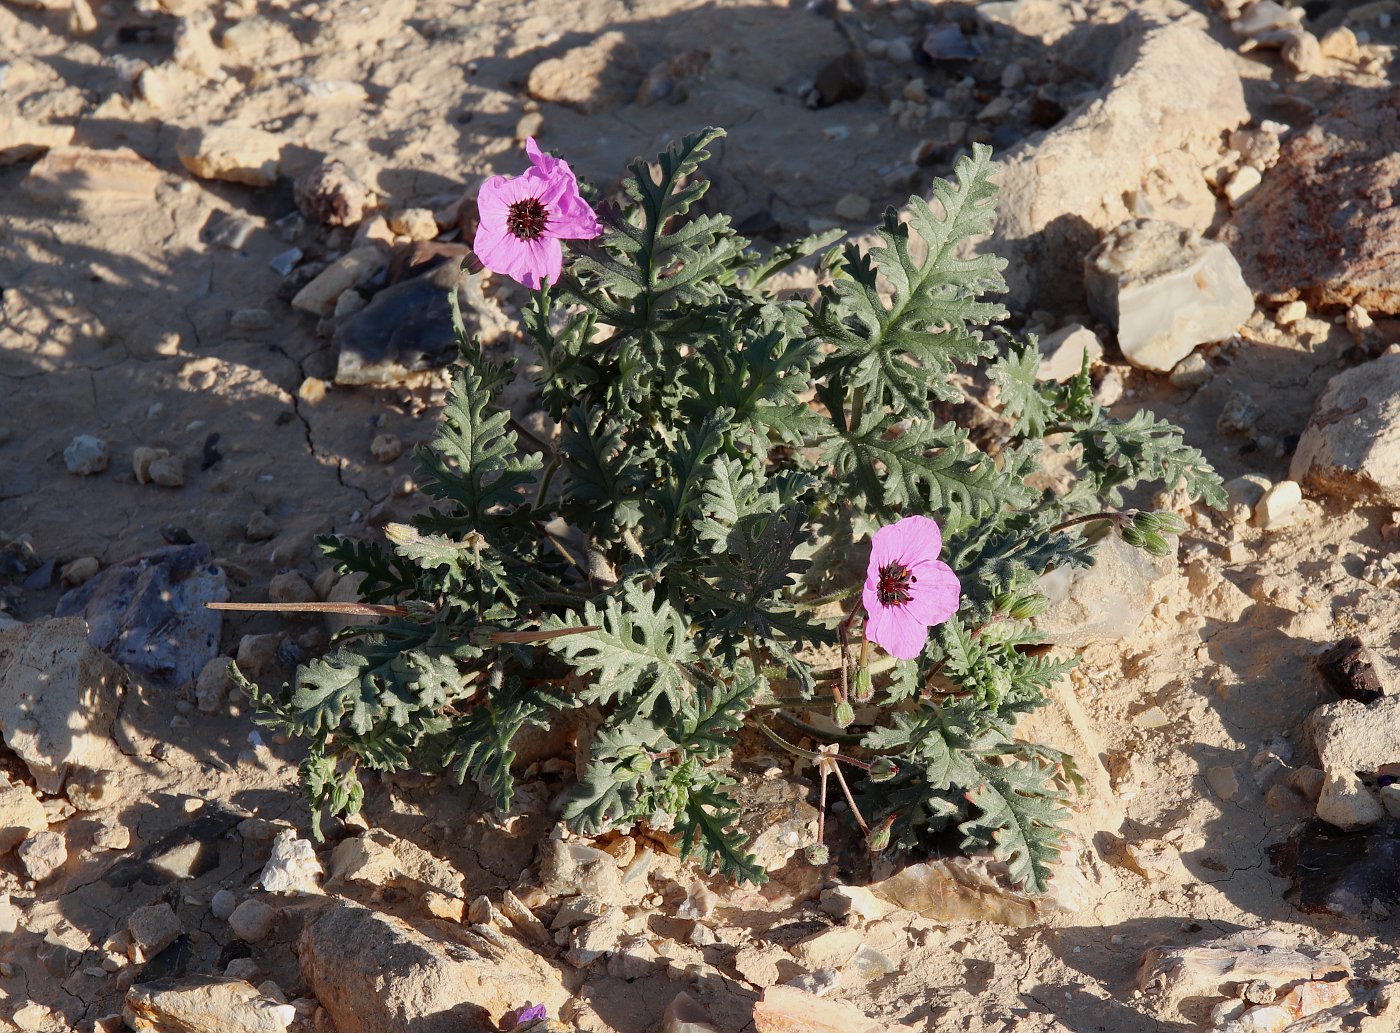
[877,562,917,607]
[506,197,549,241]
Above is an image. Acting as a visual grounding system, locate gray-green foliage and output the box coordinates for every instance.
[242,129,1223,892]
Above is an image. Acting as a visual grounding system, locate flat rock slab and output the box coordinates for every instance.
[0,616,129,793]
[334,261,477,386]
[125,976,296,1033]
[1289,351,1400,507]
[1033,530,1177,645]
[299,900,569,1033]
[1223,84,1400,313]
[55,543,229,689]
[1307,694,1400,775]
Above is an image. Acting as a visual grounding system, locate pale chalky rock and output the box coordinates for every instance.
[256,829,322,895]
[0,783,48,853]
[526,31,640,115]
[267,571,315,607]
[1254,480,1302,529]
[980,24,1247,311]
[18,829,66,882]
[754,986,917,1033]
[1033,530,1177,645]
[294,159,371,227]
[23,146,162,209]
[128,903,182,957]
[1085,219,1254,372]
[663,992,720,1033]
[1308,696,1400,774]
[228,898,276,943]
[64,434,109,475]
[1036,324,1102,382]
[177,126,281,187]
[299,900,569,1033]
[1290,351,1400,507]
[291,247,388,316]
[818,884,892,924]
[125,977,296,1033]
[0,113,75,165]
[1315,769,1385,831]
[0,617,128,793]
[329,828,464,897]
[195,656,237,714]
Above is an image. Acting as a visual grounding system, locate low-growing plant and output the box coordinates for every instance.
[240,129,1223,892]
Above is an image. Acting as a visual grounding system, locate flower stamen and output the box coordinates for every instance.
[506,197,549,241]
[876,562,914,607]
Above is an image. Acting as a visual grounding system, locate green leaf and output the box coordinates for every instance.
[987,338,1054,438]
[961,759,1068,893]
[675,776,767,884]
[431,675,562,811]
[1070,409,1227,509]
[559,406,647,532]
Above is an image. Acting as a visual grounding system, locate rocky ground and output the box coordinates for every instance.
[3,0,1400,1030]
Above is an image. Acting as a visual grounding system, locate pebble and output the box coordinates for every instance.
[292,247,388,317]
[128,903,182,957]
[268,571,316,606]
[0,785,47,853]
[1085,220,1254,373]
[1275,299,1307,326]
[388,208,438,241]
[64,434,109,475]
[1346,304,1374,340]
[18,830,66,882]
[230,308,274,332]
[246,511,278,541]
[194,655,232,713]
[885,38,913,64]
[236,633,284,680]
[420,890,464,922]
[369,433,402,464]
[1037,324,1103,382]
[1168,352,1212,389]
[1316,769,1385,830]
[209,212,258,250]
[1206,765,1240,802]
[225,957,259,981]
[298,377,329,404]
[1290,352,1400,507]
[833,193,871,221]
[1320,26,1361,63]
[93,823,130,851]
[60,555,100,586]
[229,898,277,942]
[177,126,281,187]
[1254,480,1302,529]
[257,829,323,894]
[269,248,303,277]
[133,446,181,487]
[22,146,161,209]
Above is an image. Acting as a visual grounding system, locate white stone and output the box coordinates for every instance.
[1316,769,1385,831]
[0,784,47,853]
[18,829,66,882]
[1036,324,1103,382]
[663,991,720,1033]
[1309,696,1400,775]
[257,829,322,895]
[1224,164,1263,206]
[228,898,276,942]
[211,889,237,920]
[817,884,892,923]
[1290,352,1400,507]
[128,903,182,957]
[1253,480,1302,529]
[1276,300,1307,325]
[64,434,109,475]
[1085,219,1254,372]
[291,247,388,316]
[177,126,281,187]
[125,977,296,1033]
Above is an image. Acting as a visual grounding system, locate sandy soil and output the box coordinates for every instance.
[2,0,1399,1031]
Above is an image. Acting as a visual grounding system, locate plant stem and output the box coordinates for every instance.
[1044,510,1128,536]
[776,711,868,749]
[791,584,861,611]
[534,457,561,508]
[207,601,407,617]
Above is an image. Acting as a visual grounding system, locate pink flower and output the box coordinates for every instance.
[861,515,961,660]
[473,138,601,290]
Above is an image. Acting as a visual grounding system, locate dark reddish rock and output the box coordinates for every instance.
[1222,85,1400,314]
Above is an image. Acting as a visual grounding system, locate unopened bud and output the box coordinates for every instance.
[866,819,893,851]
[1120,525,1145,548]
[869,757,898,782]
[1141,531,1170,557]
[804,843,830,865]
[852,666,874,704]
[834,701,855,728]
[1008,593,1048,620]
[402,600,436,623]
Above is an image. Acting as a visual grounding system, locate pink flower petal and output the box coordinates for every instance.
[902,560,961,627]
[865,601,931,659]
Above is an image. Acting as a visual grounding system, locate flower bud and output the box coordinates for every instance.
[804,843,830,865]
[852,666,874,704]
[866,820,893,851]
[834,700,855,728]
[1119,525,1145,548]
[1141,531,1171,557]
[402,600,436,623]
[1008,593,1049,620]
[869,756,899,782]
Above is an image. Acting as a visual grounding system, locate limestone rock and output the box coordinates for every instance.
[1289,352,1400,507]
[1253,480,1302,529]
[18,829,66,882]
[1084,219,1254,372]
[981,24,1247,311]
[55,543,229,689]
[526,32,640,115]
[0,113,75,166]
[329,829,465,898]
[733,772,819,874]
[295,159,371,227]
[256,829,322,895]
[1222,84,1400,314]
[125,977,296,1033]
[1035,324,1102,382]
[128,903,182,958]
[291,247,387,316]
[299,900,569,1033]
[64,434,109,475]
[195,657,237,714]
[0,783,48,854]
[1308,696,1400,775]
[177,126,281,187]
[1316,770,1385,831]
[228,898,276,943]
[0,617,128,793]
[663,992,719,1033]
[23,146,162,209]
[1033,529,1178,645]
[753,986,915,1033]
